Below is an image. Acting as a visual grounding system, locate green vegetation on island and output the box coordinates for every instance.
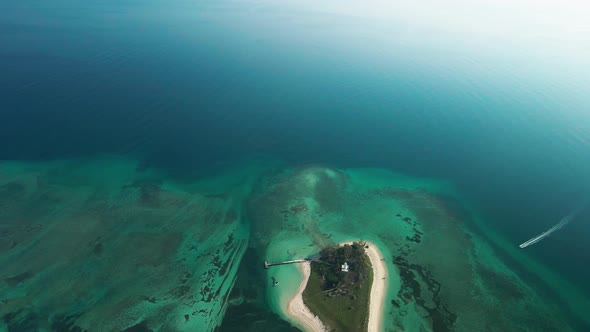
[302,242,373,332]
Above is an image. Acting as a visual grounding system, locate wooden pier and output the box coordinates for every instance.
[264,259,309,269]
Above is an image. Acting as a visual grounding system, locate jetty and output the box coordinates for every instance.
[264,259,309,269]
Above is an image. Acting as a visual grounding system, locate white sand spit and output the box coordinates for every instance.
[287,261,327,332]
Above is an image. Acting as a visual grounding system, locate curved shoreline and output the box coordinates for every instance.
[286,261,327,332]
[364,242,387,332]
[286,241,387,332]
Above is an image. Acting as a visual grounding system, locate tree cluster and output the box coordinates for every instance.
[313,242,370,291]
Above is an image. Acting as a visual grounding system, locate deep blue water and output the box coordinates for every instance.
[2,0,590,300]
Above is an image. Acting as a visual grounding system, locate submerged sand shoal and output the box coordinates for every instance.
[286,241,387,332]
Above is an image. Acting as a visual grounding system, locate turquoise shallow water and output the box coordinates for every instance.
[1,157,589,330]
[243,165,589,331]
[1,0,590,331]
[0,157,266,330]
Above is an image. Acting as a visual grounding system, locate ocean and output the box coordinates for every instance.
[1,0,589,331]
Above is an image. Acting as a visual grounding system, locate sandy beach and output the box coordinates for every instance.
[287,261,327,332]
[364,242,387,332]
[286,241,387,332]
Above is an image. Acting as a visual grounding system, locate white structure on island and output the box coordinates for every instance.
[341,262,349,272]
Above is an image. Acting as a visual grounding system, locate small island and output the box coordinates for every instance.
[285,241,386,332]
[303,241,372,331]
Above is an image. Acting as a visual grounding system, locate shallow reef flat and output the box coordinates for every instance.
[242,166,587,332]
[0,157,266,331]
[1,160,588,332]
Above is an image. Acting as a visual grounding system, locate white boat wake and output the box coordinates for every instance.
[519,205,586,249]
